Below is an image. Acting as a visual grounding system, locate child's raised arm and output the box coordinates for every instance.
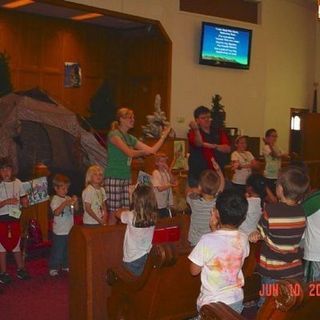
[211,158,225,193]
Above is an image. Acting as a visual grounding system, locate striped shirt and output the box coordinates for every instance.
[187,193,216,246]
[256,202,306,279]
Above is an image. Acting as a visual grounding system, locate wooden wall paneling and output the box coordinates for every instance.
[41,23,64,72]
[18,70,42,90]
[0,9,22,68]
[20,19,42,70]
[0,9,171,124]
[180,0,259,24]
[41,72,63,103]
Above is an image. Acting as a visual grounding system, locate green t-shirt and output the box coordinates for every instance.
[302,190,320,217]
[105,130,138,180]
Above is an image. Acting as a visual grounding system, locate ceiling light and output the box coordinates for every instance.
[2,0,34,9]
[71,13,103,21]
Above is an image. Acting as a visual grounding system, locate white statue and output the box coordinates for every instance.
[142,94,171,139]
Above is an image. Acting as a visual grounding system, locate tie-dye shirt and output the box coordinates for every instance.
[188,229,249,309]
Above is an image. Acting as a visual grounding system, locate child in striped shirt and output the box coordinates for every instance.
[249,166,309,304]
[187,158,225,246]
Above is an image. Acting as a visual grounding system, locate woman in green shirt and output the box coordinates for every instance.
[105,108,171,213]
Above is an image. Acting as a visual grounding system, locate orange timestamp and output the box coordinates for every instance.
[259,282,320,297]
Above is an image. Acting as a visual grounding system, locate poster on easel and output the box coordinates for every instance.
[172,140,187,170]
[137,171,152,186]
[22,177,49,206]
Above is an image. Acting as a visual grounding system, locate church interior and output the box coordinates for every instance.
[0,0,320,319]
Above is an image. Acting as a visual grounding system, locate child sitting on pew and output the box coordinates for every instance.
[189,189,249,314]
[115,185,157,276]
[187,158,224,246]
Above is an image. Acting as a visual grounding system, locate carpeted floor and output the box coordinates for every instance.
[0,256,68,320]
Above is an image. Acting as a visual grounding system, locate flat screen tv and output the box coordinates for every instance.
[199,22,252,70]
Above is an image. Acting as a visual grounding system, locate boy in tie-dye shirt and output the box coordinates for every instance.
[188,190,249,314]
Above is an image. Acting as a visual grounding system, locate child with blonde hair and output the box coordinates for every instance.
[49,174,78,276]
[82,165,107,225]
[231,135,258,194]
[115,185,157,276]
[152,152,177,218]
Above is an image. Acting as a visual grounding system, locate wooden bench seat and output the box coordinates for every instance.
[200,279,320,320]
[69,214,191,320]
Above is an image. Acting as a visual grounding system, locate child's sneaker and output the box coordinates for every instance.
[0,272,11,284]
[61,267,69,272]
[49,269,59,277]
[16,269,31,280]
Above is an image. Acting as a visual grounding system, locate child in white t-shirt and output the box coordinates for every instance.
[115,185,157,276]
[49,174,78,277]
[231,135,257,194]
[189,189,249,314]
[302,190,320,282]
[263,129,288,195]
[239,173,267,236]
[0,157,30,284]
[82,165,107,226]
[152,153,177,218]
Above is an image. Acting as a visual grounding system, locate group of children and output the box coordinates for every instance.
[1,133,319,318]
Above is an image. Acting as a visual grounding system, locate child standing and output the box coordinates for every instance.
[262,129,288,195]
[151,153,176,218]
[115,185,157,276]
[82,165,107,226]
[49,174,78,277]
[0,157,30,284]
[249,166,309,302]
[239,173,272,236]
[302,189,320,282]
[187,159,225,246]
[231,136,257,194]
[189,190,249,314]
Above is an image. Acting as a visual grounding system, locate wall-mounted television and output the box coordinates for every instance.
[199,22,252,70]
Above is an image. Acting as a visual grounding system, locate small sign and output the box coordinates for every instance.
[22,177,49,206]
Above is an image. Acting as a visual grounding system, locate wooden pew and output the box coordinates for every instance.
[200,279,320,320]
[106,240,200,319]
[69,214,191,320]
[106,239,261,320]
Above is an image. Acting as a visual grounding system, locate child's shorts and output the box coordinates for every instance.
[0,215,21,253]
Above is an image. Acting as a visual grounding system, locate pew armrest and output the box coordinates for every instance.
[200,302,246,320]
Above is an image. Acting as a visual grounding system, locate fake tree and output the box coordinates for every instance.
[210,94,226,129]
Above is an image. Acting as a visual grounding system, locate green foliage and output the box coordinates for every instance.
[210,94,225,129]
[0,52,13,97]
[86,80,117,130]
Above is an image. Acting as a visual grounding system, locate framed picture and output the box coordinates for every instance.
[172,140,187,170]
[64,62,81,88]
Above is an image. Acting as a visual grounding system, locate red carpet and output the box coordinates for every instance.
[0,257,68,320]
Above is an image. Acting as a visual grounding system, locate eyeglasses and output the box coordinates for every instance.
[198,115,211,120]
